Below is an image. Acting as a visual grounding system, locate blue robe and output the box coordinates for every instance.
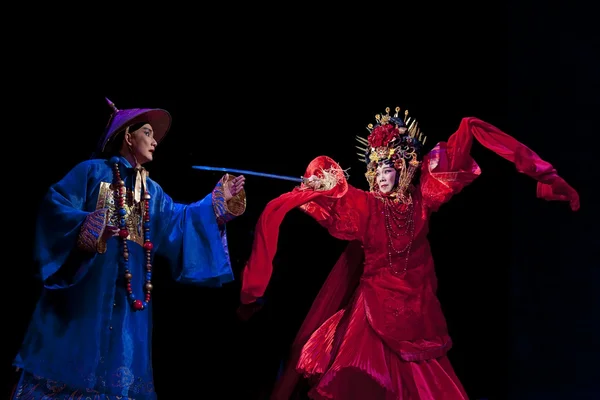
[12,156,244,399]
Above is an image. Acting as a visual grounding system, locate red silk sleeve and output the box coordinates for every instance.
[420,141,482,212]
[299,186,369,242]
[240,156,365,304]
[421,117,579,212]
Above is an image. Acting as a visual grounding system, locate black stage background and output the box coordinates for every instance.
[4,3,598,399]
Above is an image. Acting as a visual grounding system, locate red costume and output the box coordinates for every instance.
[240,113,579,399]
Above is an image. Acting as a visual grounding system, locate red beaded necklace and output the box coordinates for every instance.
[382,197,415,275]
[110,157,154,312]
[375,187,415,275]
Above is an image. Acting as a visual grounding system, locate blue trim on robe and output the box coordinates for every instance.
[12,156,234,399]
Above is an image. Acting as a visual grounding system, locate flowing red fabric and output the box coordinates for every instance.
[449,118,579,209]
[240,117,579,399]
[271,241,365,399]
[240,156,350,305]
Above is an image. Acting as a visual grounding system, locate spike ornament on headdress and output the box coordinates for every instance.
[106,97,118,113]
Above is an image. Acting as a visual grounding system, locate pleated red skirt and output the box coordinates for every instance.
[296,291,469,400]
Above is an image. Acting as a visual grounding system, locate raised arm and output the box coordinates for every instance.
[420,117,579,212]
[154,174,246,287]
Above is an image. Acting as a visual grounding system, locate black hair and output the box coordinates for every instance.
[100,121,148,158]
[399,134,425,162]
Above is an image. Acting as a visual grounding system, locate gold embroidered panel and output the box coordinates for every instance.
[96,182,145,247]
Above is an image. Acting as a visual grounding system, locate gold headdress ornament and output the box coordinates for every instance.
[355,106,427,202]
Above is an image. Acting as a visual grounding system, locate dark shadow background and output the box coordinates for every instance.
[4,3,598,400]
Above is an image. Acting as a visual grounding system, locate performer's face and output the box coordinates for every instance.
[376,163,397,194]
[125,123,157,165]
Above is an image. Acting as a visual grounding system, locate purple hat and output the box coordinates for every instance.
[98,97,172,153]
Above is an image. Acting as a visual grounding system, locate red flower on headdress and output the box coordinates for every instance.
[368,124,400,148]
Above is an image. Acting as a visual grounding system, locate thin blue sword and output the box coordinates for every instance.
[191,165,303,183]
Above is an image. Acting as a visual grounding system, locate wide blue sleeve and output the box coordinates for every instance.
[154,175,245,287]
[34,161,109,289]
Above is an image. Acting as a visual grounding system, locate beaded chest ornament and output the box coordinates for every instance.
[110,156,154,312]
